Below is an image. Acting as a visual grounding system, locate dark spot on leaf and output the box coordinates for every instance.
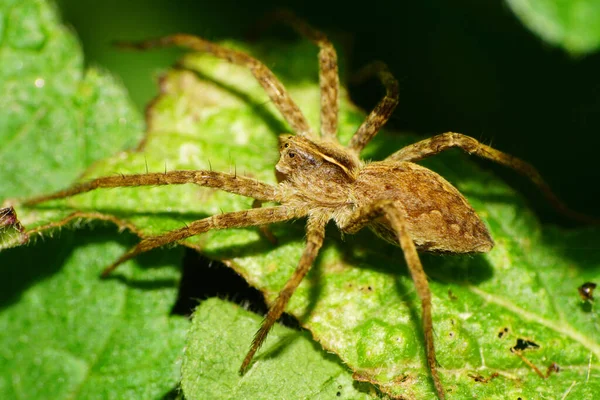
[498,327,509,339]
[336,392,341,397]
[511,338,539,352]
[468,372,499,383]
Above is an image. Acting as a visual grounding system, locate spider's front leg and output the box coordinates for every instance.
[24,170,278,205]
[102,206,302,277]
[254,10,340,141]
[340,200,444,400]
[386,132,599,224]
[240,214,327,374]
[23,170,290,275]
[347,61,399,153]
[115,35,314,137]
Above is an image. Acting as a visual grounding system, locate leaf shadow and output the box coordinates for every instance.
[0,225,181,310]
[171,63,289,137]
[255,330,304,362]
[104,270,180,290]
[160,385,181,400]
[0,226,126,309]
[200,223,303,260]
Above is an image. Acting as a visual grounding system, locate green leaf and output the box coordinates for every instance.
[2,3,600,398]
[182,298,375,400]
[0,0,143,201]
[506,0,600,55]
[0,227,188,399]
[0,1,187,399]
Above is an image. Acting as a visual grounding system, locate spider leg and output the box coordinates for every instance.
[339,200,445,400]
[115,35,313,137]
[252,199,278,244]
[347,61,399,154]
[24,170,279,206]
[256,10,339,141]
[386,132,599,224]
[101,205,303,277]
[240,214,327,374]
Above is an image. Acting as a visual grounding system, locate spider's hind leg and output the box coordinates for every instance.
[386,132,600,224]
[340,200,445,400]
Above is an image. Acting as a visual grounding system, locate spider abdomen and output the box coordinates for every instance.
[354,161,494,253]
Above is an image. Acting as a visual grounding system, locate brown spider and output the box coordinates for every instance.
[24,12,593,400]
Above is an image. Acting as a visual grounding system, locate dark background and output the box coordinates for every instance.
[55,0,600,224]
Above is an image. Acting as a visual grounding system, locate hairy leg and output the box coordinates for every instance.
[24,170,279,205]
[340,200,444,400]
[102,206,302,277]
[252,199,278,244]
[240,214,327,373]
[347,61,399,154]
[387,132,598,223]
[116,35,313,137]
[258,10,340,141]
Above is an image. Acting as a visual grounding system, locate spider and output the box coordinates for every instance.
[23,12,592,400]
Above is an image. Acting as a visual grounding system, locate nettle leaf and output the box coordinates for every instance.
[506,0,600,55]
[182,298,374,399]
[2,3,599,399]
[0,1,187,399]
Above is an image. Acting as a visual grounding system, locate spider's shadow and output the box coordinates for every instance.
[0,225,181,310]
[171,218,495,331]
[335,228,494,284]
[171,63,289,137]
[330,228,495,342]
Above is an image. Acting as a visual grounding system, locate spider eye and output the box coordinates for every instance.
[288,152,296,158]
[284,143,289,148]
